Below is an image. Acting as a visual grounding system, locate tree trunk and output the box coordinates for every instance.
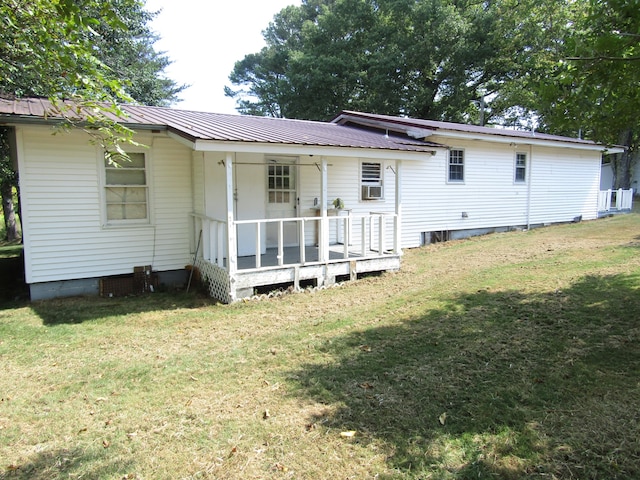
[611,129,637,190]
[1,180,18,242]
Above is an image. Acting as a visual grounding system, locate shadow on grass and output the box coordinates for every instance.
[289,273,640,479]
[24,290,218,326]
[0,250,28,305]
[2,446,134,480]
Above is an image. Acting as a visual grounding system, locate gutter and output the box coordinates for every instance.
[429,130,624,153]
[334,113,624,153]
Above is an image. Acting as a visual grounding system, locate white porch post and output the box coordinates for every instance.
[225,153,237,277]
[394,159,403,255]
[319,157,329,262]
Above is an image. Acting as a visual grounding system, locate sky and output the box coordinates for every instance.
[145,0,301,115]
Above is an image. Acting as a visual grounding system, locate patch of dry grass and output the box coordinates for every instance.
[1,213,639,479]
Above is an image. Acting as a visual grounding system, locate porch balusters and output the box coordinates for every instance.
[361,217,367,257]
[378,214,385,254]
[299,219,306,264]
[342,216,349,259]
[254,223,261,269]
[277,221,284,266]
[598,188,634,212]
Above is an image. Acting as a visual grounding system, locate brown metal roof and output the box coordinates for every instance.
[333,110,602,147]
[0,97,441,153]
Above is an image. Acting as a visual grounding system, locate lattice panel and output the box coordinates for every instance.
[195,257,231,304]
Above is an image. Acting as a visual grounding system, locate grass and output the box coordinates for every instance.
[0,243,22,260]
[1,212,639,479]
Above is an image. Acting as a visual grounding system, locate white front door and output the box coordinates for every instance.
[266,158,298,248]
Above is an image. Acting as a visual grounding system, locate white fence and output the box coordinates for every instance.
[598,188,634,212]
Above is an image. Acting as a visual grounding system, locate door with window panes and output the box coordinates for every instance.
[266,158,298,247]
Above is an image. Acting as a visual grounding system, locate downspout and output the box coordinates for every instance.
[319,157,328,263]
[526,144,533,230]
[394,159,402,254]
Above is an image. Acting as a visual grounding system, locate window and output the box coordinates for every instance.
[268,164,295,203]
[104,152,148,222]
[448,149,464,182]
[361,161,383,200]
[515,152,527,182]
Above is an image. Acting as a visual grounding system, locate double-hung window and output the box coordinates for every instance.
[515,152,527,182]
[361,161,383,200]
[104,152,149,223]
[448,149,464,182]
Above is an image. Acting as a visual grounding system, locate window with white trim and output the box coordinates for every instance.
[360,161,384,200]
[515,152,527,182]
[104,152,149,222]
[448,149,464,182]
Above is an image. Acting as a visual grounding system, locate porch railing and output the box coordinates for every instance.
[598,188,634,212]
[191,213,228,267]
[191,212,398,272]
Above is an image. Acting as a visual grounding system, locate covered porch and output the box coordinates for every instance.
[190,153,404,303]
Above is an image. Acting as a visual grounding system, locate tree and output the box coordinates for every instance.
[226,0,522,122]
[0,128,18,242]
[228,0,639,188]
[225,4,321,118]
[497,0,640,189]
[88,0,186,107]
[0,0,184,240]
[553,0,639,189]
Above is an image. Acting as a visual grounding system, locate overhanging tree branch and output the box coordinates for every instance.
[566,56,640,61]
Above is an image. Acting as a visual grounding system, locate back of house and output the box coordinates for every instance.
[0,98,620,301]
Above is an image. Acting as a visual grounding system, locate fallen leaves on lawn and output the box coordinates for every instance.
[439,412,447,425]
[273,462,288,472]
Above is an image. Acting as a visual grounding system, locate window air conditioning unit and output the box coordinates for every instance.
[362,185,383,200]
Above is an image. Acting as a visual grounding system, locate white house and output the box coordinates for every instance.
[0,98,622,302]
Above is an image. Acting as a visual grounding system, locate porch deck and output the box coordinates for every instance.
[196,244,400,303]
[237,244,365,270]
[192,210,402,303]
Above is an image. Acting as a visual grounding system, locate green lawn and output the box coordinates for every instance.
[1,212,639,479]
[0,243,22,260]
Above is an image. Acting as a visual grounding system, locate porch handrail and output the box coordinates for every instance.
[233,213,398,270]
[190,213,227,267]
[598,188,634,212]
[192,211,398,272]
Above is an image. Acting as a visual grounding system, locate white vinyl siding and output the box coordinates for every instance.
[295,157,396,247]
[16,123,603,288]
[528,148,600,224]
[191,151,205,216]
[400,139,601,248]
[404,140,527,236]
[17,127,193,284]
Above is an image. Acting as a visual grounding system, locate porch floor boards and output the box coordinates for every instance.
[237,245,363,270]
